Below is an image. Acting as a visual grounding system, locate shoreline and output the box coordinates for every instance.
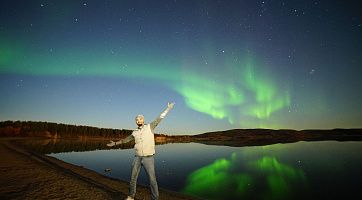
[0,138,198,200]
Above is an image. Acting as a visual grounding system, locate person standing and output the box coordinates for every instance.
[107,102,175,200]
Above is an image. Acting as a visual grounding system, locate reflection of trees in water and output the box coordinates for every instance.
[183,154,308,200]
[16,139,133,154]
[15,139,189,154]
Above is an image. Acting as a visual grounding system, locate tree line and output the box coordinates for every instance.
[0,120,132,138]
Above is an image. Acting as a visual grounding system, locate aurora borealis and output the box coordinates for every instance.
[182,154,307,200]
[0,0,361,133]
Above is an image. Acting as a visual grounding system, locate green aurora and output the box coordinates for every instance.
[182,153,306,200]
[0,43,290,128]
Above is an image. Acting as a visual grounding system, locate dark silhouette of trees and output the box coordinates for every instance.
[0,120,132,138]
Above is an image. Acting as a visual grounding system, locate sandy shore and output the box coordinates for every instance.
[0,138,198,200]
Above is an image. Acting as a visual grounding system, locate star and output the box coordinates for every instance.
[16,79,23,88]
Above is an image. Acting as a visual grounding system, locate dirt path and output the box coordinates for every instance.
[0,139,197,200]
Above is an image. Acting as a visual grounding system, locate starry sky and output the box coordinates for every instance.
[0,0,361,134]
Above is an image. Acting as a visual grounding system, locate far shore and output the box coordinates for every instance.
[0,137,198,200]
[1,121,361,147]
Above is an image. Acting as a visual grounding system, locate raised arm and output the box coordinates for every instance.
[107,135,134,147]
[150,102,175,131]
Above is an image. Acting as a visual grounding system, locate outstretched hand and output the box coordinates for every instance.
[168,102,175,109]
[107,140,116,147]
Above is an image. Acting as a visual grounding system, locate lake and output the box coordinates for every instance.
[20,139,362,199]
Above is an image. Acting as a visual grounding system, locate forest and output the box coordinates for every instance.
[0,120,132,138]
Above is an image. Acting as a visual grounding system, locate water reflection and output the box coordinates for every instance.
[16,138,138,154]
[16,138,184,154]
[248,156,307,199]
[183,157,252,199]
[183,152,307,200]
[15,139,362,200]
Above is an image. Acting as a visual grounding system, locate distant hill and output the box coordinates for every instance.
[191,128,362,146]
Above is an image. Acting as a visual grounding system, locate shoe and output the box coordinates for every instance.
[125,196,134,200]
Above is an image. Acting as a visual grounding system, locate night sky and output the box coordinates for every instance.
[0,0,361,134]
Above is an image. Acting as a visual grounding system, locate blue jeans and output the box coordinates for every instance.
[129,155,159,200]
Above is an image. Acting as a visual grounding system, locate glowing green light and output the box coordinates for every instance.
[183,154,306,199]
[173,72,244,120]
[182,158,252,199]
[244,62,276,102]
[242,59,291,120]
[249,156,306,199]
[0,37,19,67]
[248,93,291,119]
[0,47,12,65]
[0,44,291,128]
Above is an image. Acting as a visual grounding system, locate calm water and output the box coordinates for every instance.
[28,140,362,199]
